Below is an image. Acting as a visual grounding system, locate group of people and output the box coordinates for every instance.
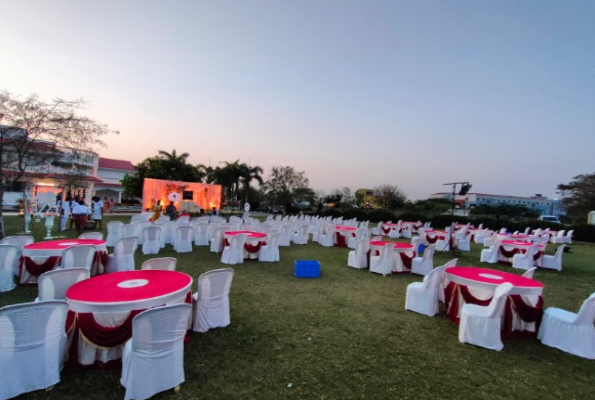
[60,195,107,234]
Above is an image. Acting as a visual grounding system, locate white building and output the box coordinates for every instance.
[95,157,135,204]
[429,192,565,216]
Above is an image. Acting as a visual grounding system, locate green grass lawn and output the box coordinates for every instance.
[2,215,595,400]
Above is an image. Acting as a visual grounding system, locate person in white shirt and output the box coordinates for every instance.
[60,195,73,231]
[72,200,91,234]
[91,196,104,229]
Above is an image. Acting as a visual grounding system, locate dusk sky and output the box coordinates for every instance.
[1,1,594,200]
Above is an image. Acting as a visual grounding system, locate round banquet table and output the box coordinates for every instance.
[334,225,357,247]
[19,239,108,284]
[498,240,545,266]
[444,266,544,336]
[381,223,400,236]
[369,241,416,273]
[401,221,422,233]
[66,270,192,365]
[423,230,448,246]
[224,230,267,259]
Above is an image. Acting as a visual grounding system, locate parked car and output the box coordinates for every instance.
[538,215,561,224]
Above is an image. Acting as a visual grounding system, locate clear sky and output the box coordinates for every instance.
[1,0,594,200]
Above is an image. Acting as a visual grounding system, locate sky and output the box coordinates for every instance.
[1,0,594,200]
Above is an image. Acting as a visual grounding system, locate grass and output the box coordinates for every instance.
[2,215,595,400]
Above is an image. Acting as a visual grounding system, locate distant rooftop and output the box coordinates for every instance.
[98,157,135,171]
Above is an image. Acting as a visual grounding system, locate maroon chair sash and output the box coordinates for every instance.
[77,310,143,348]
[398,252,416,270]
[244,241,265,253]
[426,235,438,244]
[499,246,518,259]
[20,255,61,278]
[335,232,347,247]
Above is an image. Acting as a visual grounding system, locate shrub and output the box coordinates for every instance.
[342,208,369,221]
[321,208,343,218]
[396,212,426,222]
[367,209,395,223]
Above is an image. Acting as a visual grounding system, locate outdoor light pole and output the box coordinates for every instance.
[442,181,472,255]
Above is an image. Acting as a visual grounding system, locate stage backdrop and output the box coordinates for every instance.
[142,178,221,212]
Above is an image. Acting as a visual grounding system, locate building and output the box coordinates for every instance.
[429,192,565,216]
[95,157,135,204]
[355,188,381,208]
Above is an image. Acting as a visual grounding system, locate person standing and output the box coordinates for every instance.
[92,196,104,229]
[60,195,73,231]
[165,201,177,220]
[243,201,250,220]
[72,200,91,234]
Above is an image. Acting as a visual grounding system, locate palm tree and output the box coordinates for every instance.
[239,164,263,203]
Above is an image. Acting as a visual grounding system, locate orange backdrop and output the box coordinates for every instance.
[142,178,221,211]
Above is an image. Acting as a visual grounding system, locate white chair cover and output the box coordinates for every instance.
[563,230,573,244]
[512,244,538,270]
[292,224,310,245]
[210,226,229,253]
[78,232,104,240]
[173,225,193,253]
[121,223,139,240]
[0,245,18,292]
[480,243,501,264]
[105,237,138,273]
[550,230,566,244]
[347,239,369,269]
[194,222,210,246]
[348,227,369,249]
[221,234,247,265]
[318,225,336,247]
[405,265,446,316]
[192,269,234,333]
[37,268,89,301]
[0,300,68,400]
[458,282,513,351]
[522,267,537,279]
[258,233,281,262]
[369,244,394,276]
[0,235,34,251]
[120,304,192,400]
[142,226,162,255]
[542,244,566,271]
[141,257,177,271]
[279,224,293,247]
[538,292,595,359]
[106,221,124,247]
[411,244,436,276]
[60,244,95,271]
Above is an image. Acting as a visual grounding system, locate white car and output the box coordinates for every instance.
[538,215,561,224]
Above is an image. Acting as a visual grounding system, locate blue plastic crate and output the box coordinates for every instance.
[294,260,320,278]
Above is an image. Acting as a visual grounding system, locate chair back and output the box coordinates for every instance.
[141,257,177,271]
[131,303,191,353]
[574,293,595,325]
[122,223,139,239]
[61,244,96,270]
[175,225,193,241]
[143,226,161,242]
[422,265,446,292]
[197,268,235,301]
[485,283,513,317]
[115,237,138,257]
[423,244,436,262]
[0,245,19,292]
[106,221,124,246]
[78,232,104,240]
[0,235,34,248]
[443,258,459,268]
[355,238,369,256]
[231,233,248,251]
[38,268,89,300]
[555,244,566,261]
[378,243,394,262]
[268,232,282,249]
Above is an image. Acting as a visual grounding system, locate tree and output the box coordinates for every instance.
[262,166,310,209]
[557,173,595,217]
[0,90,117,238]
[238,163,264,203]
[121,149,204,198]
[374,184,407,209]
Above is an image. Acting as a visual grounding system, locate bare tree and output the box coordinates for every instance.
[0,90,118,238]
[374,184,407,209]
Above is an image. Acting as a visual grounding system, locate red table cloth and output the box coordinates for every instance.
[334,226,357,247]
[224,231,267,258]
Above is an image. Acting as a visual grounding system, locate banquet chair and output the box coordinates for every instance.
[176,215,191,224]
[401,223,412,239]
[210,226,229,253]
[59,244,96,271]
[279,224,293,247]
[141,257,177,271]
[292,224,310,245]
[173,225,194,253]
[0,300,68,400]
[221,234,247,265]
[457,234,471,252]
[480,243,501,264]
[347,238,369,270]
[105,237,138,273]
[563,230,574,244]
[120,303,192,400]
[142,226,162,255]
[319,225,336,247]
[371,221,384,236]
[192,268,235,333]
[388,221,402,239]
[435,234,450,252]
[438,258,459,303]
[512,244,538,270]
[0,234,34,249]
[542,244,566,271]
[194,222,210,246]
[411,244,436,276]
[135,221,152,246]
[371,235,383,242]
[121,223,139,240]
[36,268,90,301]
[483,231,498,247]
[162,220,177,246]
[0,244,19,292]
[522,267,537,279]
[499,228,508,234]
[405,265,446,317]
[106,221,124,247]
[523,227,531,235]
[78,232,104,240]
[458,282,513,351]
[550,230,566,244]
[348,227,369,249]
[258,232,281,262]
[369,244,394,276]
[537,292,595,359]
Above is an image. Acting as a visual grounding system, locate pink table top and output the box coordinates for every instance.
[446,266,543,295]
[224,230,267,239]
[335,226,357,231]
[501,240,544,249]
[24,239,105,250]
[370,241,414,250]
[66,270,193,313]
